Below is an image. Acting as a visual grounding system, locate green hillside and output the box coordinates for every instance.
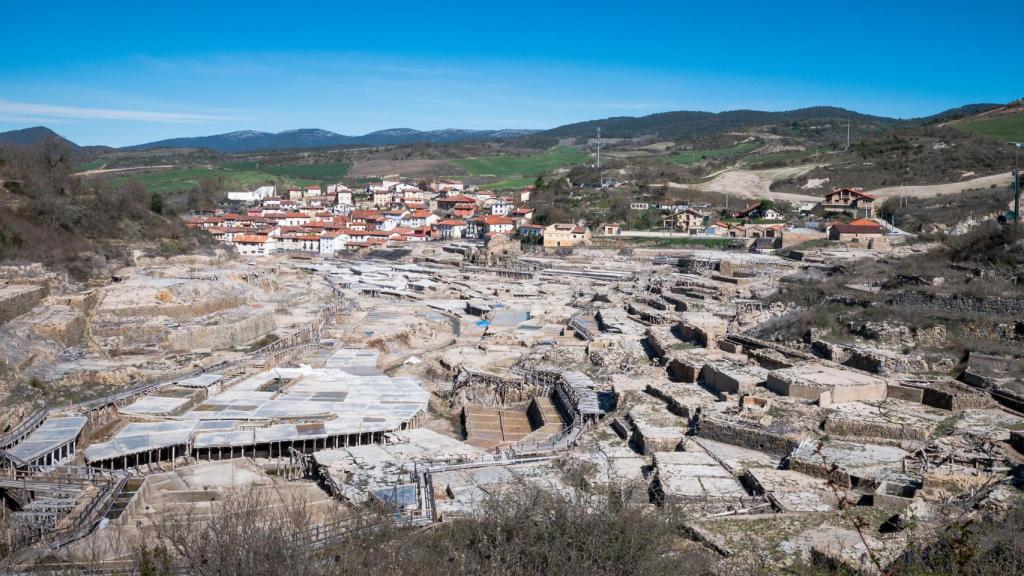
[953,111,1024,143]
[455,146,588,178]
[261,162,351,180]
[106,166,320,194]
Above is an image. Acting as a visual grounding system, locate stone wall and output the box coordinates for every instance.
[841,347,929,376]
[667,357,703,383]
[781,230,827,249]
[764,374,828,403]
[702,362,767,395]
[0,284,47,325]
[32,306,87,347]
[677,257,718,274]
[921,381,996,411]
[886,385,924,403]
[888,291,1024,317]
[696,417,803,457]
[822,413,932,441]
[165,308,276,352]
[642,331,670,361]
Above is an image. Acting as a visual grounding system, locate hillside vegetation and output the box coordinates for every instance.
[945,99,1024,142]
[122,482,1024,576]
[764,222,1024,357]
[102,164,344,194]
[771,126,1019,192]
[954,111,1024,142]
[0,139,217,280]
[520,107,901,147]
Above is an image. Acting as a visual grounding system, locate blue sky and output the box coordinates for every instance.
[2,0,1020,146]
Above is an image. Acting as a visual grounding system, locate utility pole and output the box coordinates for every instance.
[1014,167,1021,226]
[845,123,851,152]
[596,127,602,187]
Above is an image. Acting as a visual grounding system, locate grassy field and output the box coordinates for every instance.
[219,161,351,179]
[484,177,537,190]
[744,149,820,164]
[104,162,348,194]
[106,166,319,194]
[220,161,259,170]
[455,146,588,178]
[666,141,760,165]
[260,162,351,180]
[953,112,1024,142]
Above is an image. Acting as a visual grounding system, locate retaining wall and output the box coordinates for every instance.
[696,417,803,457]
[0,285,47,325]
[888,291,1024,317]
[165,308,276,352]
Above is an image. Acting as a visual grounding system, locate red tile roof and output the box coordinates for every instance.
[825,188,876,201]
[233,235,272,244]
[470,215,514,225]
[439,194,477,203]
[849,218,879,227]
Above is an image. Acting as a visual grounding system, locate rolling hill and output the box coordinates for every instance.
[519,107,905,146]
[942,99,1024,142]
[516,104,1016,148]
[0,126,78,148]
[126,127,538,152]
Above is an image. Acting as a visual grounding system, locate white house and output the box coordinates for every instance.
[489,198,515,216]
[233,235,276,256]
[433,179,465,192]
[280,212,312,227]
[319,231,343,255]
[401,210,437,228]
[436,219,467,240]
[467,215,515,238]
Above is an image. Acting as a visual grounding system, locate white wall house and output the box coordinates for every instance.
[490,199,514,216]
[233,236,276,256]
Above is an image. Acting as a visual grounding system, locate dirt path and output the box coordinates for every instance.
[867,172,1012,199]
[681,164,821,203]
[74,165,176,177]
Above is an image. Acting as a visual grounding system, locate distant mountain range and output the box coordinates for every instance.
[124,127,539,152]
[0,102,1012,153]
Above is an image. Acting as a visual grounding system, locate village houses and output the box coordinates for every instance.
[821,187,877,218]
[542,223,592,248]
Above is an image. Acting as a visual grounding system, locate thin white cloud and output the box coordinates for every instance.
[0,99,241,124]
